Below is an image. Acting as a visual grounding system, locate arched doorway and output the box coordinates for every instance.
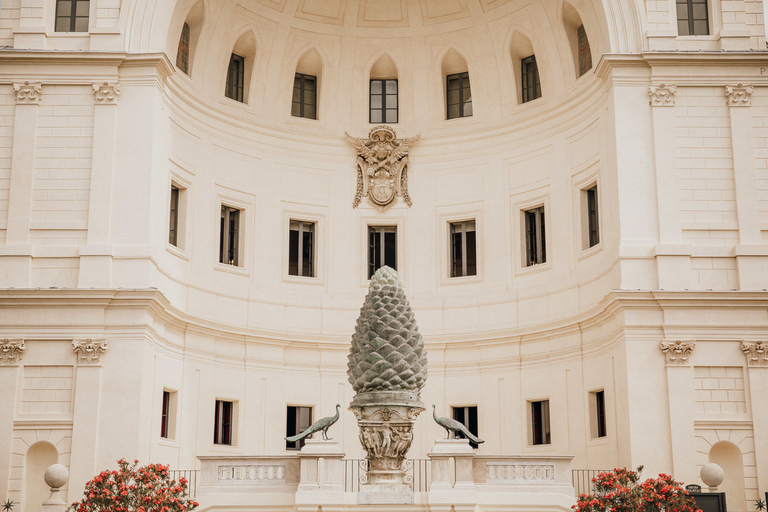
[709,441,746,512]
[24,441,58,512]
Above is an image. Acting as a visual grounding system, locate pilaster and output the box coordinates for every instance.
[742,342,768,499]
[660,340,697,484]
[13,0,46,49]
[79,82,120,288]
[0,340,24,502]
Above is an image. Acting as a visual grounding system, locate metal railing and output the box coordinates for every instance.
[571,469,608,497]
[343,459,431,493]
[169,469,200,498]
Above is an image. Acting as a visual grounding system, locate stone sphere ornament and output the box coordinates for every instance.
[43,464,69,489]
[700,463,724,490]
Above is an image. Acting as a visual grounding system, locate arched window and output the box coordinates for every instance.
[369,54,399,124]
[293,49,322,120]
[510,33,541,104]
[175,1,204,76]
[562,3,593,77]
[225,31,257,103]
[441,49,472,120]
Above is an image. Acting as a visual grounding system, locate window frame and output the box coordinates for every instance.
[524,206,546,267]
[577,25,592,77]
[55,0,90,33]
[529,399,551,446]
[449,220,478,278]
[451,405,480,449]
[176,22,191,74]
[368,225,397,279]
[676,0,710,36]
[225,53,245,103]
[219,205,242,267]
[520,55,542,103]
[589,390,607,439]
[288,220,316,278]
[213,399,235,446]
[369,79,398,124]
[167,175,191,257]
[292,73,318,120]
[160,389,177,441]
[446,72,472,120]
[169,186,180,248]
[286,405,313,450]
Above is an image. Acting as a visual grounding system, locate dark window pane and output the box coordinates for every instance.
[371,110,382,123]
[57,1,72,15]
[466,230,476,276]
[678,20,690,35]
[56,18,70,32]
[76,1,89,16]
[289,229,299,276]
[693,20,708,34]
[385,109,398,123]
[371,80,382,94]
[385,80,397,94]
[371,95,383,109]
[384,231,396,269]
[305,105,316,120]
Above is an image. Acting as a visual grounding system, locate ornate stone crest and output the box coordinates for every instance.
[0,339,26,365]
[725,84,753,107]
[660,340,695,365]
[648,83,677,107]
[93,82,121,104]
[345,126,420,210]
[13,81,42,105]
[72,339,108,364]
[741,341,767,366]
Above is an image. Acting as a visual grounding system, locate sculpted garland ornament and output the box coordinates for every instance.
[345,126,420,211]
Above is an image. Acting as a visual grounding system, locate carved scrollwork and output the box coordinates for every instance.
[648,83,677,107]
[660,340,695,365]
[13,82,42,104]
[93,82,121,104]
[725,84,753,107]
[72,339,108,364]
[0,339,26,365]
[741,341,768,366]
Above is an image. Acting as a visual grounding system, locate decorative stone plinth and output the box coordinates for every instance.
[41,464,69,512]
[295,440,344,510]
[429,439,476,491]
[350,391,424,501]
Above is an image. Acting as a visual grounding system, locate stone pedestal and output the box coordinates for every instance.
[41,464,68,512]
[429,439,476,491]
[295,440,344,510]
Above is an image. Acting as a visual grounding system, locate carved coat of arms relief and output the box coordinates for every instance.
[345,126,420,211]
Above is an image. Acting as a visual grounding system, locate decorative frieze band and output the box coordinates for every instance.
[72,339,108,364]
[660,340,695,365]
[649,83,677,107]
[0,339,26,365]
[741,341,767,367]
[93,82,121,104]
[13,81,42,105]
[725,84,753,107]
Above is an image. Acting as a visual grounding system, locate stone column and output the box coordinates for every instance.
[742,342,768,497]
[295,439,344,511]
[4,82,41,287]
[0,340,26,501]
[79,83,120,288]
[660,340,697,484]
[649,84,690,290]
[724,85,767,289]
[67,340,107,504]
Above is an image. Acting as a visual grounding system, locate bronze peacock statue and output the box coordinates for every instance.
[285,404,341,442]
[432,405,484,444]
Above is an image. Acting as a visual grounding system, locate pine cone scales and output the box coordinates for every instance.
[348,266,427,394]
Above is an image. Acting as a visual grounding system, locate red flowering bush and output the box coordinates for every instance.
[573,466,702,512]
[69,459,199,512]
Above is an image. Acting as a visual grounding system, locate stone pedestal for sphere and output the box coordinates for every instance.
[41,464,68,512]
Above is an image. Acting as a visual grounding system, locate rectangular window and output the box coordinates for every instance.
[587,186,599,248]
[161,391,171,439]
[225,54,245,102]
[177,23,191,74]
[55,0,90,32]
[214,400,233,446]
[577,25,592,76]
[677,0,709,35]
[219,206,241,266]
[370,79,398,124]
[521,55,542,103]
[286,406,313,450]
[368,226,397,278]
[451,406,479,449]
[524,207,546,266]
[169,186,180,247]
[292,73,317,120]
[530,400,551,445]
[289,220,315,277]
[450,220,477,278]
[590,390,607,438]
[446,72,473,119]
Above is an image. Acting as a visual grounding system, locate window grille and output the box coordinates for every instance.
[524,207,546,266]
[450,221,477,278]
[292,73,317,119]
[55,0,90,32]
[177,23,191,74]
[219,206,240,266]
[368,226,397,278]
[225,54,245,102]
[451,406,480,449]
[286,406,313,450]
[521,55,541,103]
[446,72,472,119]
[289,221,315,277]
[370,80,398,124]
[577,25,592,76]
[677,0,709,35]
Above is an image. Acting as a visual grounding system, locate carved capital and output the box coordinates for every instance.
[13,82,42,104]
[649,83,677,107]
[93,82,121,104]
[741,341,768,366]
[72,339,108,364]
[725,84,753,107]
[0,339,26,365]
[660,340,695,365]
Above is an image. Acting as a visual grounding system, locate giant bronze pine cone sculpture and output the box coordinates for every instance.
[347,266,427,393]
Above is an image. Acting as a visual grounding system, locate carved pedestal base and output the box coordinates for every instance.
[349,391,424,496]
